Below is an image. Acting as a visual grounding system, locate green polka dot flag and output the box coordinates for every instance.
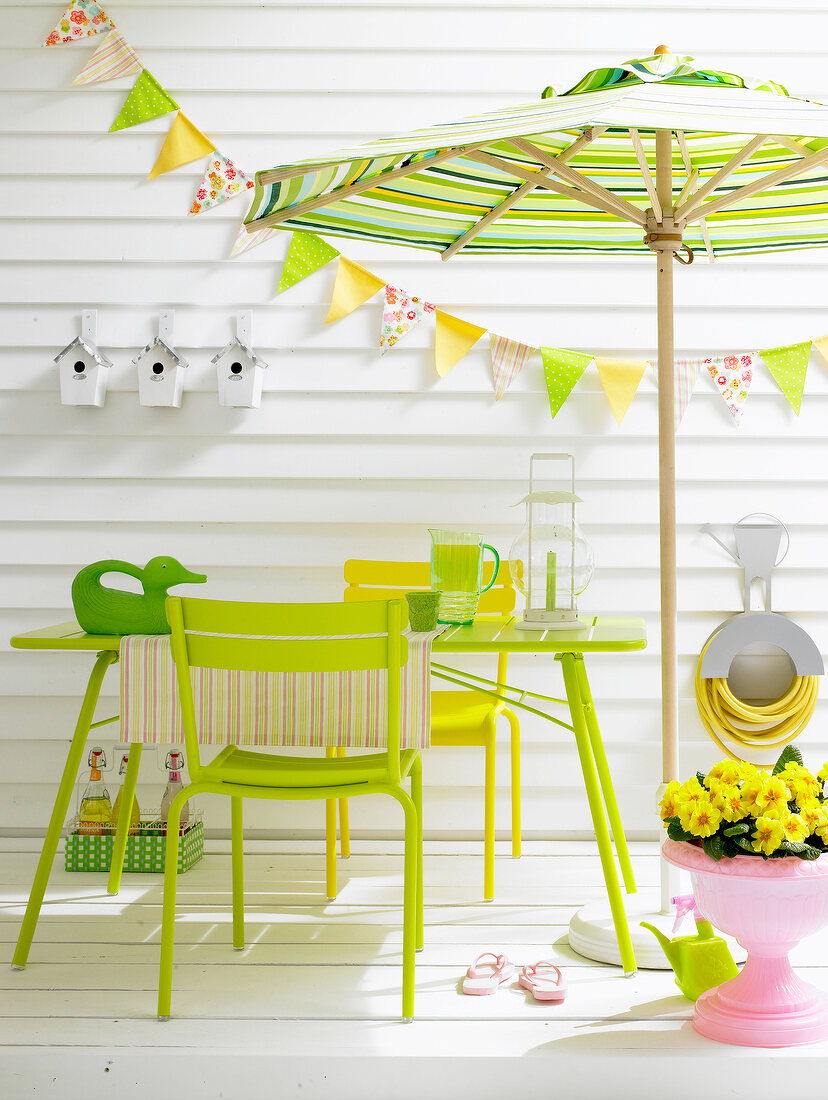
[109,70,179,133]
[758,340,812,414]
[277,231,340,294]
[541,347,594,417]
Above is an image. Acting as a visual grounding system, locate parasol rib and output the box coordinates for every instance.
[629,128,662,222]
[510,136,648,226]
[699,218,715,263]
[687,143,828,222]
[247,143,484,231]
[441,126,606,261]
[467,149,646,225]
[676,168,699,208]
[675,130,693,175]
[675,135,769,221]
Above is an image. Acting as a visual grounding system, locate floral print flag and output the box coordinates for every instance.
[190,152,255,216]
[379,285,436,354]
[705,352,756,426]
[45,0,115,46]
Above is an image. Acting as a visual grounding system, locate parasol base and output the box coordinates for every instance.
[568,890,746,970]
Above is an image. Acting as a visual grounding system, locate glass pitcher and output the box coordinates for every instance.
[429,530,500,625]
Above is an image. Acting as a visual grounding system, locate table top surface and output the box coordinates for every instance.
[10,615,647,655]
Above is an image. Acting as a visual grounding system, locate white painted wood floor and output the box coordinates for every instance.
[2,839,828,1099]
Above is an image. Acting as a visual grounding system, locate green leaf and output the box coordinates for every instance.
[723,823,751,837]
[696,771,708,786]
[732,835,756,854]
[773,745,804,774]
[778,840,822,861]
[667,821,694,843]
[702,835,726,861]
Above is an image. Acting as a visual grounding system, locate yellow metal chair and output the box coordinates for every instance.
[158,595,423,1020]
[340,560,520,901]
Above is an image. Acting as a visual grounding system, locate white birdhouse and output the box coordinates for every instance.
[54,311,112,407]
[133,311,188,408]
[213,312,268,408]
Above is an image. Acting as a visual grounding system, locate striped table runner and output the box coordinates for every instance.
[119,629,440,749]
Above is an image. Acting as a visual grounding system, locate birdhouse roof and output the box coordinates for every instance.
[53,335,113,368]
[210,337,268,369]
[132,337,189,368]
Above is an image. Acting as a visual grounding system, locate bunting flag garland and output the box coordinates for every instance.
[671,358,703,427]
[45,1,115,46]
[594,357,649,424]
[72,29,140,84]
[542,347,593,417]
[435,311,486,377]
[277,231,339,294]
[489,334,534,399]
[230,224,276,257]
[148,112,215,178]
[704,353,756,426]
[326,257,386,324]
[109,70,179,133]
[758,341,812,414]
[379,286,436,354]
[814,335,828,370]
[190,153,254,216]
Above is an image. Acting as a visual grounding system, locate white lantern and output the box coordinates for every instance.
[509,453,594,629]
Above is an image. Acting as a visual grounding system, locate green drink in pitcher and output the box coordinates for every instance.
[429,530,500,625]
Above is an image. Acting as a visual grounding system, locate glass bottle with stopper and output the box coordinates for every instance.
[79,746,112,835]
[160,750,190,835]
[509,453,594,629]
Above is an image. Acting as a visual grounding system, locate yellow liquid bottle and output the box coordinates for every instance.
[79,747,112,836]
[111,752,140,836]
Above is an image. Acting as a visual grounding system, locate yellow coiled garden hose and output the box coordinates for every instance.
[695,634,819,761]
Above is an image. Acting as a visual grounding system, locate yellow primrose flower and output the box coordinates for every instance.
[778,763,821,805]
[817,763,828,784]
[659,781,681,821]
[738,762,761,783]
[678,777,705,804]
[687,798,722,838]
[752,816,785,856]
[800,803,828,836]
[753,776,792,818]
[678,799,697,833]
[707,760,742,787]
[712,784,746,823]
[739,774,766,816]
[779,812,809,845]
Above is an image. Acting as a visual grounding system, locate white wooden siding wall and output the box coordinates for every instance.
[2,0,828,840]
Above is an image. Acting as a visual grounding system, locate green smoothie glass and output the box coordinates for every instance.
[429,530,500,625]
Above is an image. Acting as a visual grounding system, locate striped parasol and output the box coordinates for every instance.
[245,48,828,962]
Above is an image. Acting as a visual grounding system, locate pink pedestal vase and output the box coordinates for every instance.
[663,838,828,1047]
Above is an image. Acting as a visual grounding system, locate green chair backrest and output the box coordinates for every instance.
[343,560,516,615]
[165,596,409,782]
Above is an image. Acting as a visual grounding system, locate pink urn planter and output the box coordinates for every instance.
[663,838,828,1047]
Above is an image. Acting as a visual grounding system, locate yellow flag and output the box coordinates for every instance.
[814,334,828,369]
[325,257,385,323]
[435,311,487,377]
[148,112,216,179]
[594,357,649,424]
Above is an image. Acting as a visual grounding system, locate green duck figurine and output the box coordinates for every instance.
[71,556,207,636]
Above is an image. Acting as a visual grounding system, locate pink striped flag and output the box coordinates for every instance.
[490,333,534,399]
[230,223,276,257]
[672,358,702,426]
[72,29,141,84]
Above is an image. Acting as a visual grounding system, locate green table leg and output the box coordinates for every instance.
[558,653,636,975]
[107,743,142,895]
[12,650,117,970]
[574,657,637,895]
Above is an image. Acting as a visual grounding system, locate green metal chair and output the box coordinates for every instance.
[158,595,423,1020]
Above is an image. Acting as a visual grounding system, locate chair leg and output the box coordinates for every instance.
[231,796,244,950]
[483,719,496,902]
[337,748,350,858]
[325,748,337,899]
[107,743,143,895]
[506,707,522,859]
[410,754,424,951]
[394,786,419,1020]
[157,786,191,1019]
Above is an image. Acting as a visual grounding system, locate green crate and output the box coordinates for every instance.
[64,819,204,874]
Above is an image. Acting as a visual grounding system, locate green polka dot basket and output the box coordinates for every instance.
[64,818,204,874]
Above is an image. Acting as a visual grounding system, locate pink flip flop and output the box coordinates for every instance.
[462,952,515,996]
[518,961,567,1002]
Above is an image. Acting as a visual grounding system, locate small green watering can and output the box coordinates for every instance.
[641,894,739,1001]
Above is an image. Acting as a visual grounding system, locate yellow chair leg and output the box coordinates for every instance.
[483,720,496,902]
[559,653,636,974]
[231,796,244,950]
[410,755,424,950]
[157,785,191,1019]
[325,746,337,899]
[107,743,143,895]
[506,708,521,859]
[337,748,350,858]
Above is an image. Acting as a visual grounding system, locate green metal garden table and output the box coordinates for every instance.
[431,613,647,974]
[9,613,645,974]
